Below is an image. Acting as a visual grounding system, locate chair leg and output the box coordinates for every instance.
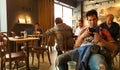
[31,52,34,65]
[14,61,19,70]
[42,52,44,62]
[50,45,53,53]
[36,52,40,69]
[9,61,12,70]
[25,57,28,70]
[47,51,51,64]
[3,61,6,70]
[1,59,4,70]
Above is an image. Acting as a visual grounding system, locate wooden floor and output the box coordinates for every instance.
[0,47,58,70]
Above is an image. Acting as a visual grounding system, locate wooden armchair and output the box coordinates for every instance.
[55,31,74,53]
[30,34,51,69]
[112,42,120,65]
[0,32,27,70]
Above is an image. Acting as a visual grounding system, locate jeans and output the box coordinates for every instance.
[57,45,110,70]
[88,54,109,70]
[58,49,79,70]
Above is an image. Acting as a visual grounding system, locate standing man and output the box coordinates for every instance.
[99,14,119,41]
[46,17,75,55]
[56,9,118,70]
[74,19,86,36]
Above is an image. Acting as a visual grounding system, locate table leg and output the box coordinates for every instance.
[119,49,120,70]
[25,41,30,70]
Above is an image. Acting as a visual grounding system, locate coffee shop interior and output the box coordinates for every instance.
[0,0,120,70]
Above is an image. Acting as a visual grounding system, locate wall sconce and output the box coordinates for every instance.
[89,0,95,3]
[18,15,32,24]
[94,2,100,6]
[18,18,26,23]
[26,16,32,24]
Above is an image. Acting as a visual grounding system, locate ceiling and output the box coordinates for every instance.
[84,0,115,6]
[56,0,78,7]
[55,0,115,7]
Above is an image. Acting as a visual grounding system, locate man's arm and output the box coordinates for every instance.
[93,31,119,53]
[74,35,84,48]
[45,27,55,35]
[98,39,118,53]
[74,28,90,48]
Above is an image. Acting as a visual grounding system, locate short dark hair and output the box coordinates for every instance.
[55,17,63,24]
[78,19,83,23]
[34,22,39,26]
[86,9,98,19]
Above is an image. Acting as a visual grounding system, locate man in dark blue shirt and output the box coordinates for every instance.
[99,14,120,41]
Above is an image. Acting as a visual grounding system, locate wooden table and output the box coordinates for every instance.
[28,34,43,37]
[9,37,39,70]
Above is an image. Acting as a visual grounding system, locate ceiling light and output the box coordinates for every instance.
[95,2,100,6]
[89,0,95,3]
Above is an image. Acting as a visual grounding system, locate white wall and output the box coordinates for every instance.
[0,0,7,32]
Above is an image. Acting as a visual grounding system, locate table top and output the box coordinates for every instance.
[9,37,39,42]
[28,34,43,37]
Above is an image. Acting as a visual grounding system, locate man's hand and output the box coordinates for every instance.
[74,28,90,48]
[92,32,101,44]
[80,28,90,39]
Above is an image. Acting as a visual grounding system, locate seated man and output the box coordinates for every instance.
[56,9,118,70]
[46,17,75,55]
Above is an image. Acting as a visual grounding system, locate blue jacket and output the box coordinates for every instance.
[77,45,92,70]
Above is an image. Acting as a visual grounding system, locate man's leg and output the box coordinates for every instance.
[88,54,109,70]
[57,49,78,70]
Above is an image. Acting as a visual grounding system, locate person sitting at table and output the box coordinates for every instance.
[33,22,43,46]
[56,9,119,70]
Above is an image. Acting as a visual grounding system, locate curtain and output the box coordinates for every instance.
[38,0,55,46]
[38,0,54,31]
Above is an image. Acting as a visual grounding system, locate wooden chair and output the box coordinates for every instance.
[112,42,120,65]
[0,32,27,70]
[30,34,51,69]
[10,31,24,52]
[55,31,74,53]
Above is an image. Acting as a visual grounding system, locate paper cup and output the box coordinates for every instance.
[67,61,76,70]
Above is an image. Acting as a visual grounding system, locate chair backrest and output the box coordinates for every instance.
[1,32,8,36]
[111,42,120,59]
[0,32,11,60]
[56,31,74,52]
[41,34,51,49]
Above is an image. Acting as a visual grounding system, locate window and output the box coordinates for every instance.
[0,0,7,32]
[54,4,62,18]
[54,3,73,27]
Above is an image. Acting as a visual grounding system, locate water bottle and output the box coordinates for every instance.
[24,31,27,38]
